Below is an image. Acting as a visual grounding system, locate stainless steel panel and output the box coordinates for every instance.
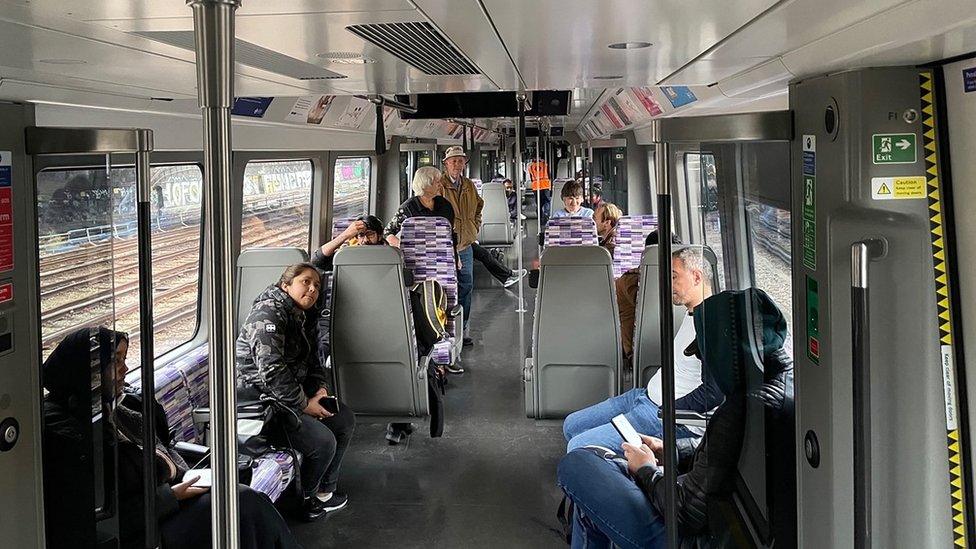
[25,127,153,154]
[651,111,792,143]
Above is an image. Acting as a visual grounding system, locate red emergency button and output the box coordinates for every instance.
[0,282,11,304]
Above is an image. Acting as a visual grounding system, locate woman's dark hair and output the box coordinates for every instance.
[278,262,320,287]
[43,327,128,406]
[645,230,682,246]
[357,214,384,235]
[561,180,584,199]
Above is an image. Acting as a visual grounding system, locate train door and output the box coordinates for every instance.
[591,139,628,213]
[652,112,796,547]
[479,146,499,180]
[791,66,971,549]
[399,143,436,204]
[25,126,178,547]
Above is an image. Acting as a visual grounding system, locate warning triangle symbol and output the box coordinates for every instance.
[878,183,892,195]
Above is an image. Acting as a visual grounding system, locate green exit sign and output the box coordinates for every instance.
[872,133,917,164]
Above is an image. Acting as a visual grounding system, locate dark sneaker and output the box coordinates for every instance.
[386,423,407,445]
[503,269,527,288]
[446,362,465,375]
[316,491,349,513]
[302,498,329,522]
[463,337,474,347]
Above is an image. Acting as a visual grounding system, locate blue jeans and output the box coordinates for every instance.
[458,246,474,326]
[562,388,695,452]
[557,449,666,549]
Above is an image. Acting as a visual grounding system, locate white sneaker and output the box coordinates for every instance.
[504,269,527,288]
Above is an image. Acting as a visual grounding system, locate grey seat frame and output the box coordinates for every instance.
[329,245,430,421]
[477,182,515,247]
[632,244,720,388]
[524,245,623,419]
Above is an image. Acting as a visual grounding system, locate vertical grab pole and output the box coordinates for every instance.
[134,132,159,549]
[187,2,241,549]
[654,136,679,549]
[515,95,527,317]
[851,239,882,549]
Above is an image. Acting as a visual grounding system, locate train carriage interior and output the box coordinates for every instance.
[1,0,976,548]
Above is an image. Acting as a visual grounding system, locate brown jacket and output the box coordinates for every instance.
[438,172,483,250]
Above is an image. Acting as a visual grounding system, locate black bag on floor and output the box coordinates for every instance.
[410,279,448,353]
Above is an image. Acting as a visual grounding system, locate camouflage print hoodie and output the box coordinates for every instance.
[235,284,328,413]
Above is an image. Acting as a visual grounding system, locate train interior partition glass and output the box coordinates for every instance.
[592,146,627,212]
[399,149,433,203]
[36,163,204,371]
[690,140,797,544]
[241,160,313,251]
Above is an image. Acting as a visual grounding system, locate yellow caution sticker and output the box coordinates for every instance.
[871,176,927,200]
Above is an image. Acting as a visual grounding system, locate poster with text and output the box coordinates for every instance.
[600,103,625,129]
[631,87,664,116]
[285,95,335,125]
[382,106,398,132]
[605,96,632,127]
[616,89,646,124]
[661,86,698,108]
[335,98,371,129]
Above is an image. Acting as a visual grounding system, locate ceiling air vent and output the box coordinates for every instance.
[132,30,347,81]
[345,22,480,76]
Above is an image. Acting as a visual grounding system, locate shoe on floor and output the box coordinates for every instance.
[503,269,527,288]
[301,498,329,522]
[315,491,349,512]
[446,362,465,375]
[386,423,408,445]
[463,337,474,347]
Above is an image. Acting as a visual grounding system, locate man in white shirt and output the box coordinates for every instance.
[563,247,714,451]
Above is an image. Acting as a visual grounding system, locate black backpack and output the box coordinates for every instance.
[409,279,448,354]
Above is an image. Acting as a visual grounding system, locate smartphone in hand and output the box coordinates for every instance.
[319,395,339,415]
[611,414,643,447]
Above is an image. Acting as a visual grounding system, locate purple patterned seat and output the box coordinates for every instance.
[400,216,459,365]
[612,215,659,278]
[153,366,197,443]
[544,217,598,248]
[251,450,296,502]
[170,344,210,409]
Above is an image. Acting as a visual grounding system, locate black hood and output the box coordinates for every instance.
[43,327,127,407]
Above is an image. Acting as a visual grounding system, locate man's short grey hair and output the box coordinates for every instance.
[412,166,443,196]
[673,246,713,289]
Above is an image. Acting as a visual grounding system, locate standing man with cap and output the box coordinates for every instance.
[439,146,483,348]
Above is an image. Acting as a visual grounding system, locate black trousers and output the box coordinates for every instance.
[266,399,356,497]
[160,485,301,549]
[472,242,512,283]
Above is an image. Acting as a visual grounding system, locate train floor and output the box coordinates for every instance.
[288,229,567,548]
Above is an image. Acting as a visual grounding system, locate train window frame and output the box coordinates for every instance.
[240,158,316,253]
[331,155,373,222]
[34,159,206,372]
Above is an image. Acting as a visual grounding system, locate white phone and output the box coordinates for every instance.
[183,468,212,488]
[611,414,643,447]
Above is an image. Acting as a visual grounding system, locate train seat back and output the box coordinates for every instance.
[543,217,598,248]
[330,245,430,418]
[524,245,622,419]
[633,245,720,387]
[235,247,309,331]
[331,216,356,239]
[400,216,462,366]
[551,178,571,203]
[613,215,658,278]
[477,182,514,246]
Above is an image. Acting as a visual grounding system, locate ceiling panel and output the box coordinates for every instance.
[479,0,777,90]
[19,0,414,21]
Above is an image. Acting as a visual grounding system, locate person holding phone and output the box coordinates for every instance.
[237,263,356,522]
[557,289,793,548]
[42,327,299,549]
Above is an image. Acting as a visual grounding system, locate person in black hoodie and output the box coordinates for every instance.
[41,327,300,549]
[556,289,793,548]
[236,263,356,522]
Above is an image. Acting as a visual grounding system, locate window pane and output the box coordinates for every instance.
[685,153,727,289]
[37,164,203,371]
[747,200,793,328]
[242,160,313,250]
[332,157,371,219]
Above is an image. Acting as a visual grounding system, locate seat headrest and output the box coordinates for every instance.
[613,215,659,278]
[541,245,612,266]
[544,217,598,247]
[332,216,357,239]
[333,244,404,266]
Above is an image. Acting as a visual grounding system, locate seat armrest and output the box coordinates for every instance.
[174,441,210,464]
[522,357,534,382]
[448,304,463,317]
[658,407,713,428]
